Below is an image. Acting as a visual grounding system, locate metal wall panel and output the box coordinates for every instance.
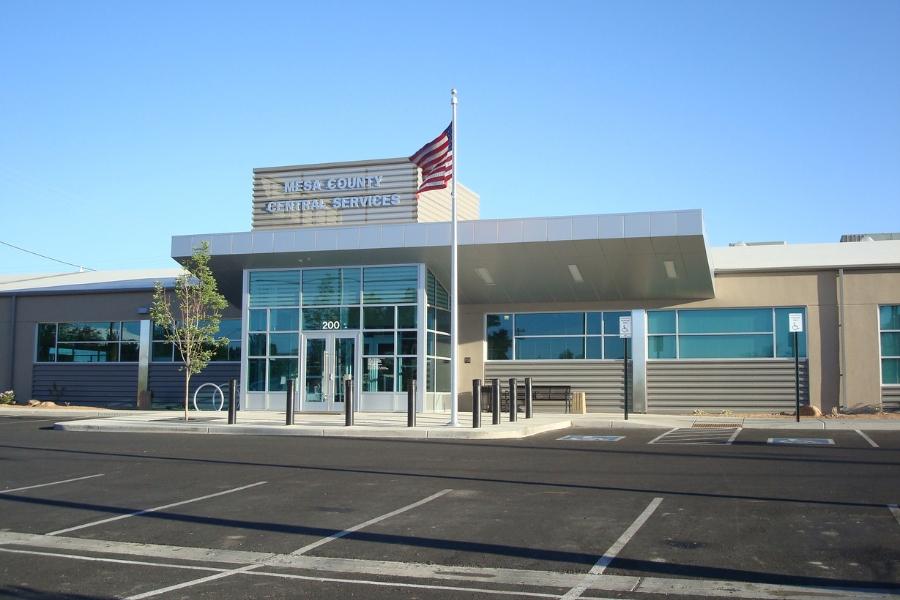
[484,361,627,412]
[883,386,900,411]
[647,360,809,413]
[417,184,480,222]
[32,364,138,407]
[147,363,241,409]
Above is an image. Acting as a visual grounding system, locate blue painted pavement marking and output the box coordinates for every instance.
[767,438,835,446]
[557,435,625,442]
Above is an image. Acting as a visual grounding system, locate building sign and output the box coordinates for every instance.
[266,174,401,213]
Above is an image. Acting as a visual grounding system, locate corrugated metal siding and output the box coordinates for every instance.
[484,361,626,412]
[647,360,808,413]
[32,364,138,407]
[417,184,480,222]
[883,386,900,411]
[148,363,241,409]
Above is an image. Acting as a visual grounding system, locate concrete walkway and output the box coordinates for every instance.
[2,406,898,438]
[46,410,573,439]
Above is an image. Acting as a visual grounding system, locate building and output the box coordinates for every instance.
[2,156,898,414]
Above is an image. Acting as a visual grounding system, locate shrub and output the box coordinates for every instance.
[0,390,15,405]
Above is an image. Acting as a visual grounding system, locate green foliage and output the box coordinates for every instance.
[150,242,228,418]
[0,390,15,405]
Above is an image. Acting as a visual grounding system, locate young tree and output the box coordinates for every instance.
[151,242,228,421]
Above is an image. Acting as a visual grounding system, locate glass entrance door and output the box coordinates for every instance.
[303,333,357,412]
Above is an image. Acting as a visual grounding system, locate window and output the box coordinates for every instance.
[880,305,900,385]
[485,311,631,361]
[362,305,418,392]
[35,321,141,363]
[152,318,242,362]
[647,307,807,359]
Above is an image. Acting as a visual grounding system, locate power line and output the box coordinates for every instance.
[0,240,96,272]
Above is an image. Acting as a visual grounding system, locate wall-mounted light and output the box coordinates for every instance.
[475,267,495,285]
[136,307,150,315]
[567,264,584,283]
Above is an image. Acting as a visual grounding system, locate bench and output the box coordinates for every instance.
[479,384,573,414]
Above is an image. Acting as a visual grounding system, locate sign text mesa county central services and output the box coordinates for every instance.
[265,174,401,213]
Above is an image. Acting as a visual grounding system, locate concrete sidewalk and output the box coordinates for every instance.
[2,406,898,438]
[46,410,573,439]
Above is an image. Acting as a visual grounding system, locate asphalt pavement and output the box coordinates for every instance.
[0,414,898,599]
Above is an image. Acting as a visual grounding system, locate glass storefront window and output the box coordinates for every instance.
[515,313,584,336]
[516,337,584,360]
[648,335,676,359]
[363,306,394,329]
[268,358,298,392]
[268,333,299,356]
[249,271,300,307]
[363,266,417,304]
[679,334,774,359]
[881,305,900,385]
[270,309,299,331]
[648,311,676,335]
[364,356,395,392]
[678,308,772,334]
[302,307,359,330]
[363,332,394,356]
[486,314,513,360]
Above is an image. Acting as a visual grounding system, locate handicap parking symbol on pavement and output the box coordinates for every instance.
[767,437,835,446]
[557,435,624,442]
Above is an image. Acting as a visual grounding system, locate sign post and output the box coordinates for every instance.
[619,316,632,421]
[789,313,803,423]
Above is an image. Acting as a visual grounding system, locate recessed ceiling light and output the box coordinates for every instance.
[664,260,677,279]
[475,267,495,285]
[567,264,584,283]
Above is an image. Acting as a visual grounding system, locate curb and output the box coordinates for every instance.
[53,418,573,440]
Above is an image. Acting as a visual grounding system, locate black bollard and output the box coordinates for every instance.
[407,377,416,427]
[228,378,237,424]
[525,377,533,419]
[472,379,482,428]
[344,375,354,426]
[285,379,295,426]
[509,378,517,422]
[491,378,500,425]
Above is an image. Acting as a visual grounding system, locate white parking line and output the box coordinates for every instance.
[46,481,267,536]
[647,428,679,444]
[0,473,104,494]
[889,504,900,527]
[561,497,664,599]
[124,488,454,600]
[855,430,879,448]
[726,428,742,444]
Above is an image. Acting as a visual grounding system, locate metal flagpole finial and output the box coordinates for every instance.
[451,89,458,104]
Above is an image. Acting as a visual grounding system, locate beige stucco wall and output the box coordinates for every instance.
[840,270,900,408]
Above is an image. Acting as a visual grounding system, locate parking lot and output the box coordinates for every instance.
[1,414,899,599]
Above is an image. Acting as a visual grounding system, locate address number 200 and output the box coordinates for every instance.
[321,321,342,330]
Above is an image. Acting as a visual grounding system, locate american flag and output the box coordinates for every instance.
[409,124,453,195]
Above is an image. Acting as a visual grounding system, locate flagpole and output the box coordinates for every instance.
[449,88,459,426]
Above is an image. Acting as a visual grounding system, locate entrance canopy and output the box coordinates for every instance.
[171,210,715,305]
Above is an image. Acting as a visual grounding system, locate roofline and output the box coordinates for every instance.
[253,157,412,173]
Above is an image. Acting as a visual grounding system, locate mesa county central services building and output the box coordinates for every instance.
[1,156,899,415]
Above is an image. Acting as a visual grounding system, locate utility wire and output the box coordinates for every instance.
[0,239,95,272]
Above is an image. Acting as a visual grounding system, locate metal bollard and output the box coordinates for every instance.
[344,375,354,426]
[472,379,481,428]
[491,378,500,425]
[228,378,237,424]
[509,378,517,422]
[285,379,295,426]
[407,378,416,428]
[524,377,533,419]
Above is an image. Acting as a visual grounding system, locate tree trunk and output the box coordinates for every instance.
[184,373,191,421]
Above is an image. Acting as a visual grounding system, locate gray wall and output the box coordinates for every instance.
[884,387,900,411]
[148,363,241,409]
[647,360,809,413]
[484,361,627,412]
[32,364,139,407]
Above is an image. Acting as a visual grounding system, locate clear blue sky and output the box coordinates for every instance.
[1,0,898,274]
